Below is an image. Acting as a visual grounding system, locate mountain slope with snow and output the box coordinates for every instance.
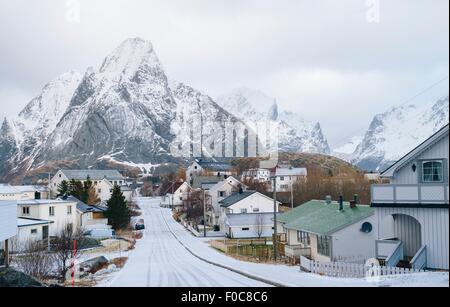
[350,96,449,171]
[216,88,331,154]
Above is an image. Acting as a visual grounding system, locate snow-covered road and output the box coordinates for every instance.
[106,198,269,287]
[103,197,449,287]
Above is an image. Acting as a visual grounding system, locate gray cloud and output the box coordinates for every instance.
[0,0,448,146]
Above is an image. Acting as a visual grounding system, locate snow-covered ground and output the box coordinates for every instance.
[98,197,449,287]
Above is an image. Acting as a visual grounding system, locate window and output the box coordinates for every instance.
[22,207,30,215]
[67,206,72,215]
[242,228,250,231]
[317,235,331,257]
[31,229,37,235]
[98,189,102,194]
[422,160,444,183]
[194,166,198,170]
[298,231,311,246]
[219,191,225,197]
[49,206,55,217]
[253,208,260,213]
[280,185,289,190]
[240,208,248,214]
[280,177,285,181]
[59,174,61,178]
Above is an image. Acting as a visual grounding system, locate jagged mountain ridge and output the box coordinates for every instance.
[346,96,449,171]
[216,87,331,154]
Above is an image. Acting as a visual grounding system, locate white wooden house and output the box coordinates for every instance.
[205,177,246,227]
[17,199,78,236]
[371,124,449,270]
[273,167,307,192]
[218,191,280,235]
[186,158,236,186]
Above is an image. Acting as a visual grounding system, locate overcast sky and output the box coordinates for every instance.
[0,0,448,147]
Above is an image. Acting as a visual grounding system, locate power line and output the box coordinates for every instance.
[332,76,449,149]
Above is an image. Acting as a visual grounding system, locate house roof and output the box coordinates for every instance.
[18,218,54,227]
[191,176,223,189]
[219,191,257,207]
[381,124,449,178]
[279,200,374,236]
[0,184,20,194]
[63,196,104,213]
[60,169,124,181]
[12,185,49,193]
[194,158,234,172]
[225,213,276,227]
[163,182,184,195]
[275,168,307,177]
[17,199,76,206]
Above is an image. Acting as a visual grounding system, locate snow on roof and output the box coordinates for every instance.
[60,169,124,181]
[12,185,49,193]
[0,184,21,194]
[275,168,307,177]
[18,218,54,227]
[17,199,76,205]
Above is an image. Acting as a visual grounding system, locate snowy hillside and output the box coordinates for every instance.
[332,136,364,162]
[217,88,331,154]
[349,96,449,171]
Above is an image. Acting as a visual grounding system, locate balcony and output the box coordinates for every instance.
[284,244,311,258]
[371,184,449,206]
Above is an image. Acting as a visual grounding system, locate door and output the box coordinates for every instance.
[42,226,49,240]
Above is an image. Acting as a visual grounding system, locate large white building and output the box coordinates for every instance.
[50,169,125,202]
[186,159,236,185]
[372,124,449,270]
[0,200,17,266]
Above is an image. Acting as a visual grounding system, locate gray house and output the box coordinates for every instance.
[371,124,449,270]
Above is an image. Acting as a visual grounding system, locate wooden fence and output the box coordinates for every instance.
[300,256,425,278]
[210,239,274,261]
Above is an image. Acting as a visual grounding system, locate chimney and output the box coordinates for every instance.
[34,191,41,200]
[238,185,244,194]
[325,195,332,205]
[354,194,359,204]
[349,200,357,209]
[339,195,344,211]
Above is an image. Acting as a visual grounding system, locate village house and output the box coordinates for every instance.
[371,124,449,270]
[0,200,16,267]
[162,181,191,210]
[68,196,109,230]
[50,169,126,202]
[219,191,280,237]
[0,184,25,200]
[273,167,307,192]
[276,196,376,263]
[12,185,50,200]
[8,218,54,253]
[17,199,78,236]
[241,168,271,183]
[205,176,246,227]
[186,158,237,185]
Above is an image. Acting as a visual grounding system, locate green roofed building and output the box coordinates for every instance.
[277,198,376,263]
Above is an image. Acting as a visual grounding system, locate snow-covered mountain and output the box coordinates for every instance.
[0,71,82,178]
[216,87,331,154]
[348,96,449,171]
[332,136,364,162]
[0,38,245,181]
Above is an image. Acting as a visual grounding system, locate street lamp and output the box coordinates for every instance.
[271,176,278,262]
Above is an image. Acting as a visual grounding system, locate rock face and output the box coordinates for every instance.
[216,87,331,154]
[0,38,248,182]
[346,96,449,171]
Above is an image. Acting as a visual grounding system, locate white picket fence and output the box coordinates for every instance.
[300,256,425,278]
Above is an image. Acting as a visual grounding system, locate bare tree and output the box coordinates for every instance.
[255,213,264,238]
[14,240,55,280]
[52,224,83,282]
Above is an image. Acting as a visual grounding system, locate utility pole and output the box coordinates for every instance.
[290,179,294,209]
[47,172,51,199]
[271,176,278,262]
[203,189,207,237]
